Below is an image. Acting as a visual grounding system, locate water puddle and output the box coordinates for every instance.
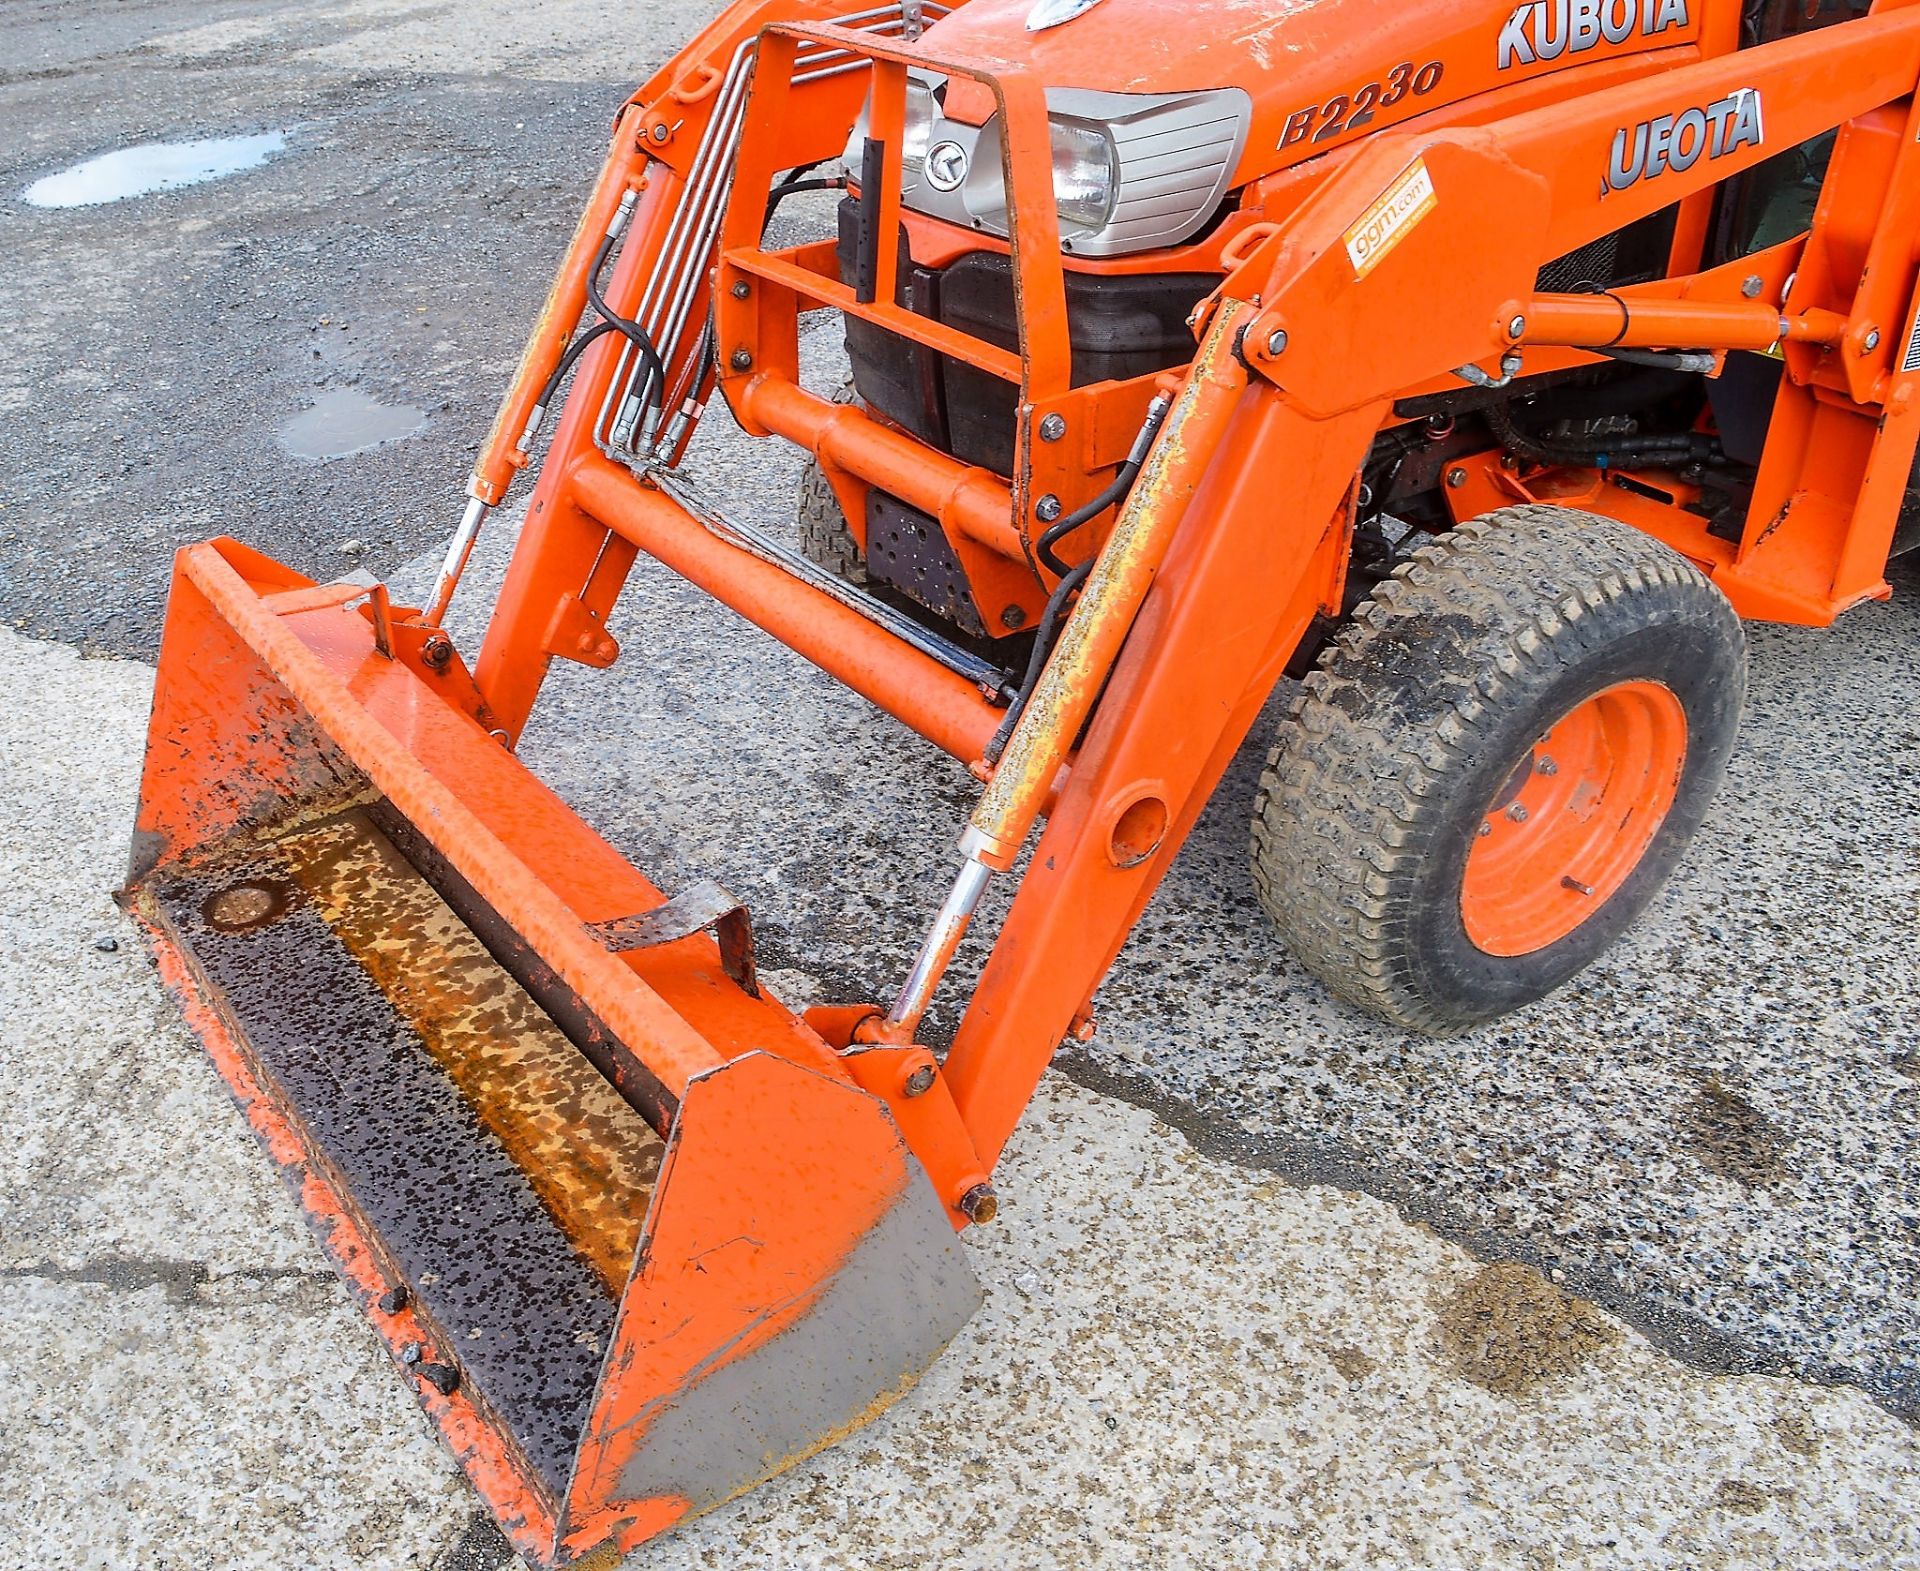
[279,389,427,460]
[23,131,287,209]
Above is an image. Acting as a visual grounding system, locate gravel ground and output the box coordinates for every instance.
[3,1,1918,1567]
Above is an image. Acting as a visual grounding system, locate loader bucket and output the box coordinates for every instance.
[120,538,980,1567]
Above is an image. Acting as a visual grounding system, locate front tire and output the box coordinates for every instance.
[1251,505,1746,1034]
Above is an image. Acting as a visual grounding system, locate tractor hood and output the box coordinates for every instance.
[923,0,1707,184]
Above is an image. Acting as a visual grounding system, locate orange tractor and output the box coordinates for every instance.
[124,0,1918,1561]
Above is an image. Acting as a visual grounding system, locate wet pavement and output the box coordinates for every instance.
[3,1,1918,1568]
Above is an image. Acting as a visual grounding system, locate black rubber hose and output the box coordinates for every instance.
[982,558,1093,763]
[764,173,845,227]
[585,227,667,403]
[533,318,617,414]
[1034,396,1172,577]
[1484,400,1724,470]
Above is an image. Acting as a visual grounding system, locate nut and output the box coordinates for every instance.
[730,280,751,300]
[1741,275,1765,299]
[957,1184,998,1225]
[902,1063,937,1098]
[1035,493,1063,523]
[1000,604,1027,631]
[1535,756,1558,776]
[1506,802,1530,823]
[729,348,753,371]
[1038,413,1067,443]
[1446,467,1468,489]
[420,633,453,671]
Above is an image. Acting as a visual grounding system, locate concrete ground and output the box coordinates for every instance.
[3,2,1918,1568]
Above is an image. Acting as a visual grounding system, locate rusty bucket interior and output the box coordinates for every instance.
[121,538,979,1567]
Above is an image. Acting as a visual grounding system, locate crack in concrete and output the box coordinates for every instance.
[1051,1045,1919,1430]
[0,1254,340,1312]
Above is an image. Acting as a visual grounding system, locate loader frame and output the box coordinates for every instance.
[126,1,1920,1562]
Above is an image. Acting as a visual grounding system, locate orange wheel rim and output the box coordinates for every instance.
[1460,679,1688,958]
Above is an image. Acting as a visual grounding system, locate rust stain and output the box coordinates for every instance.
[275,810,664,1292]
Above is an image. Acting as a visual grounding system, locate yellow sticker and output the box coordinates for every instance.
[1344,157,1437,280]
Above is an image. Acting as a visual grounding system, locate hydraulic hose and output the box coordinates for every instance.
[1484,400,1725,471]
[985,394,1174,763]
[1034,395,1172,576]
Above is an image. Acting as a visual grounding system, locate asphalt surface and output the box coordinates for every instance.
[3,1,1919,1567]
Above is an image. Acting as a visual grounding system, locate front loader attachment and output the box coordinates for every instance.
[120,538,979,1567]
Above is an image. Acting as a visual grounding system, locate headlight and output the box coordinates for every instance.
[1047,116,1117,233]
[844,82,1248,258]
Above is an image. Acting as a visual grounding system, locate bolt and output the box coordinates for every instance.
[1038,412,1067,443]
[1000,604,1027,631]
[1446,467,1468,489]
[1265,327,1289,356]
[377,1286,409,1315]
[730,280,751,300]
[1741,275,1765,299]
[1478,820,1492,837]
[1035,493,1062,522]
[1507,314,1527,340]
[649,122,670,144]
[1506,802,1529,823]
[1535,756,1557,776]
[957,1184,998,1225]
[420,633,453,671]
[1862,328,1882,355]
[729,348,753,371]
[902,1063,937,1098]
[1561,876,1595,896]
[417,1363,460,1396]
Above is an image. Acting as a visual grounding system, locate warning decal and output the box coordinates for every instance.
[1344,158,1437,280]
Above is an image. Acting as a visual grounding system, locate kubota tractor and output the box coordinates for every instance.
[123,0,1918,1561]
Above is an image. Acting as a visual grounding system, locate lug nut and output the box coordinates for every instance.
[1035,493,1062,522]
[957,1184,998,1225]
[1038,413,1067,443]
[1506,802,1529,823]
[729,348,753,371]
